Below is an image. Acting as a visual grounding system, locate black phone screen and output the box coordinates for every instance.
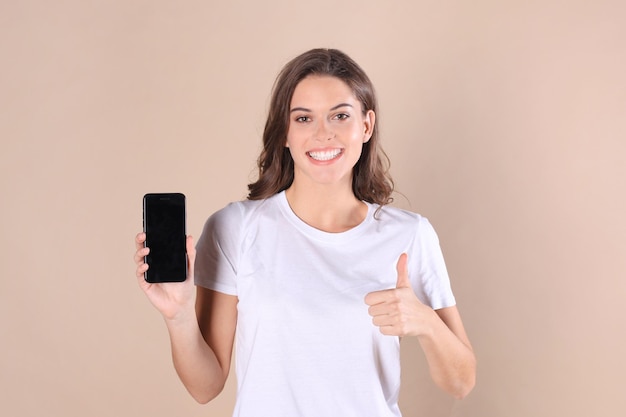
[143,193,187,283]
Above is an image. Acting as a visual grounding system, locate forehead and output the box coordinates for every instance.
[290,75,359,108]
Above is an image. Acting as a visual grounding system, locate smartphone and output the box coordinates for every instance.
[142,193,187,283]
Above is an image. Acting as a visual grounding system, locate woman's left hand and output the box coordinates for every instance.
[364,253,438,337]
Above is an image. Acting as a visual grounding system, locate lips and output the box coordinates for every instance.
[307,149,343,161]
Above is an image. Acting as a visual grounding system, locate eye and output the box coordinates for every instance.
[295,115,311,123]
[334,113,350,120]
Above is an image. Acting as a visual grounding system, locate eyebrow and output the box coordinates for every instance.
[289,103,354,113]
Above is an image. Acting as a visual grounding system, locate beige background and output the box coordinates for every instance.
[1,1,625,416]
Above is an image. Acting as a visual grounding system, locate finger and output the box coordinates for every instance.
[364,290,388,306]
[186,235,196,280]
[135,232,146,250]
[134,246,149,265]
[378,325,399,336]
[395,253,411,289]
[368,303,392,317]
[372,314,395,327]
[136,262,149,280]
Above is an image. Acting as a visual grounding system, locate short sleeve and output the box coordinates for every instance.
[194,203,243,296]
[410,217,456,310]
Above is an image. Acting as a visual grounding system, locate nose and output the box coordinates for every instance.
[314,120,334,141]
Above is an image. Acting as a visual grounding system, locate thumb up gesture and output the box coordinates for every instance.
[365,253,436,337]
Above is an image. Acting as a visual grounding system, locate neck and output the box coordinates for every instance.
[285,180,367,233]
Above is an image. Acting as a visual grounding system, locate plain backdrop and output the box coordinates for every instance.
[1,1,625,416]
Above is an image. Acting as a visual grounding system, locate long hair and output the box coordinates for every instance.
[247,48,394,206]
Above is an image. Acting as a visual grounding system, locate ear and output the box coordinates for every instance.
[363,110,375,143]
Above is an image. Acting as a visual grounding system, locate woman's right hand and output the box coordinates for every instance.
[134,232,197,322]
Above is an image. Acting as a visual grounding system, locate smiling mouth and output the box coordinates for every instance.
[307,149,343,161]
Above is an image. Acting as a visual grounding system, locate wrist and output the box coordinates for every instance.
[163,303,197,327]
[415,307,440,340]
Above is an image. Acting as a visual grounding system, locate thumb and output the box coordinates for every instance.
[186,235,196,279]
[395,253,411,289]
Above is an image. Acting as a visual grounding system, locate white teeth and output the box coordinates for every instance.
[308,149,341,161]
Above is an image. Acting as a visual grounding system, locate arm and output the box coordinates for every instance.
[417,305,476,399]
[165,287,237,404]
[134,233,237,403]
[164,287,237,403]
[365,254,476,399]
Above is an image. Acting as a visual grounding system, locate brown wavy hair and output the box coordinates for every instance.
[247,48,394,206]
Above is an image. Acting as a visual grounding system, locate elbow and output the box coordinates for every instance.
[435,372,476,400]
[438,355,476,400]
[452,358,477,400]
[444,372,475,400]
[189,381,226,405]
[192,393,214,405]
[191,390,219,405]
[452,375,476,400]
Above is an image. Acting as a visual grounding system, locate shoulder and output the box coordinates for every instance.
[372,204,440,241]
[203,194,281,232]
[196,194,285,261]
[373,204,430,227]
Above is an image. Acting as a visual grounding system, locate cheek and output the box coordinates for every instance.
[346,128,367,145]
[285,125,311,148]
[285,123,300,146]
[337,121,365,139]
[284,134,301,155]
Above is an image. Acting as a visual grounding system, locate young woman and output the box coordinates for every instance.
[134,48,475,416]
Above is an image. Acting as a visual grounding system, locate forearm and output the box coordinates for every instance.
[417,310,476,399]
[164,310,227,404]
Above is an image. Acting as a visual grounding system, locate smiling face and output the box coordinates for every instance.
[286,75,375,189]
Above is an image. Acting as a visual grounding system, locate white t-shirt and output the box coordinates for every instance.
[195,191,456,417]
